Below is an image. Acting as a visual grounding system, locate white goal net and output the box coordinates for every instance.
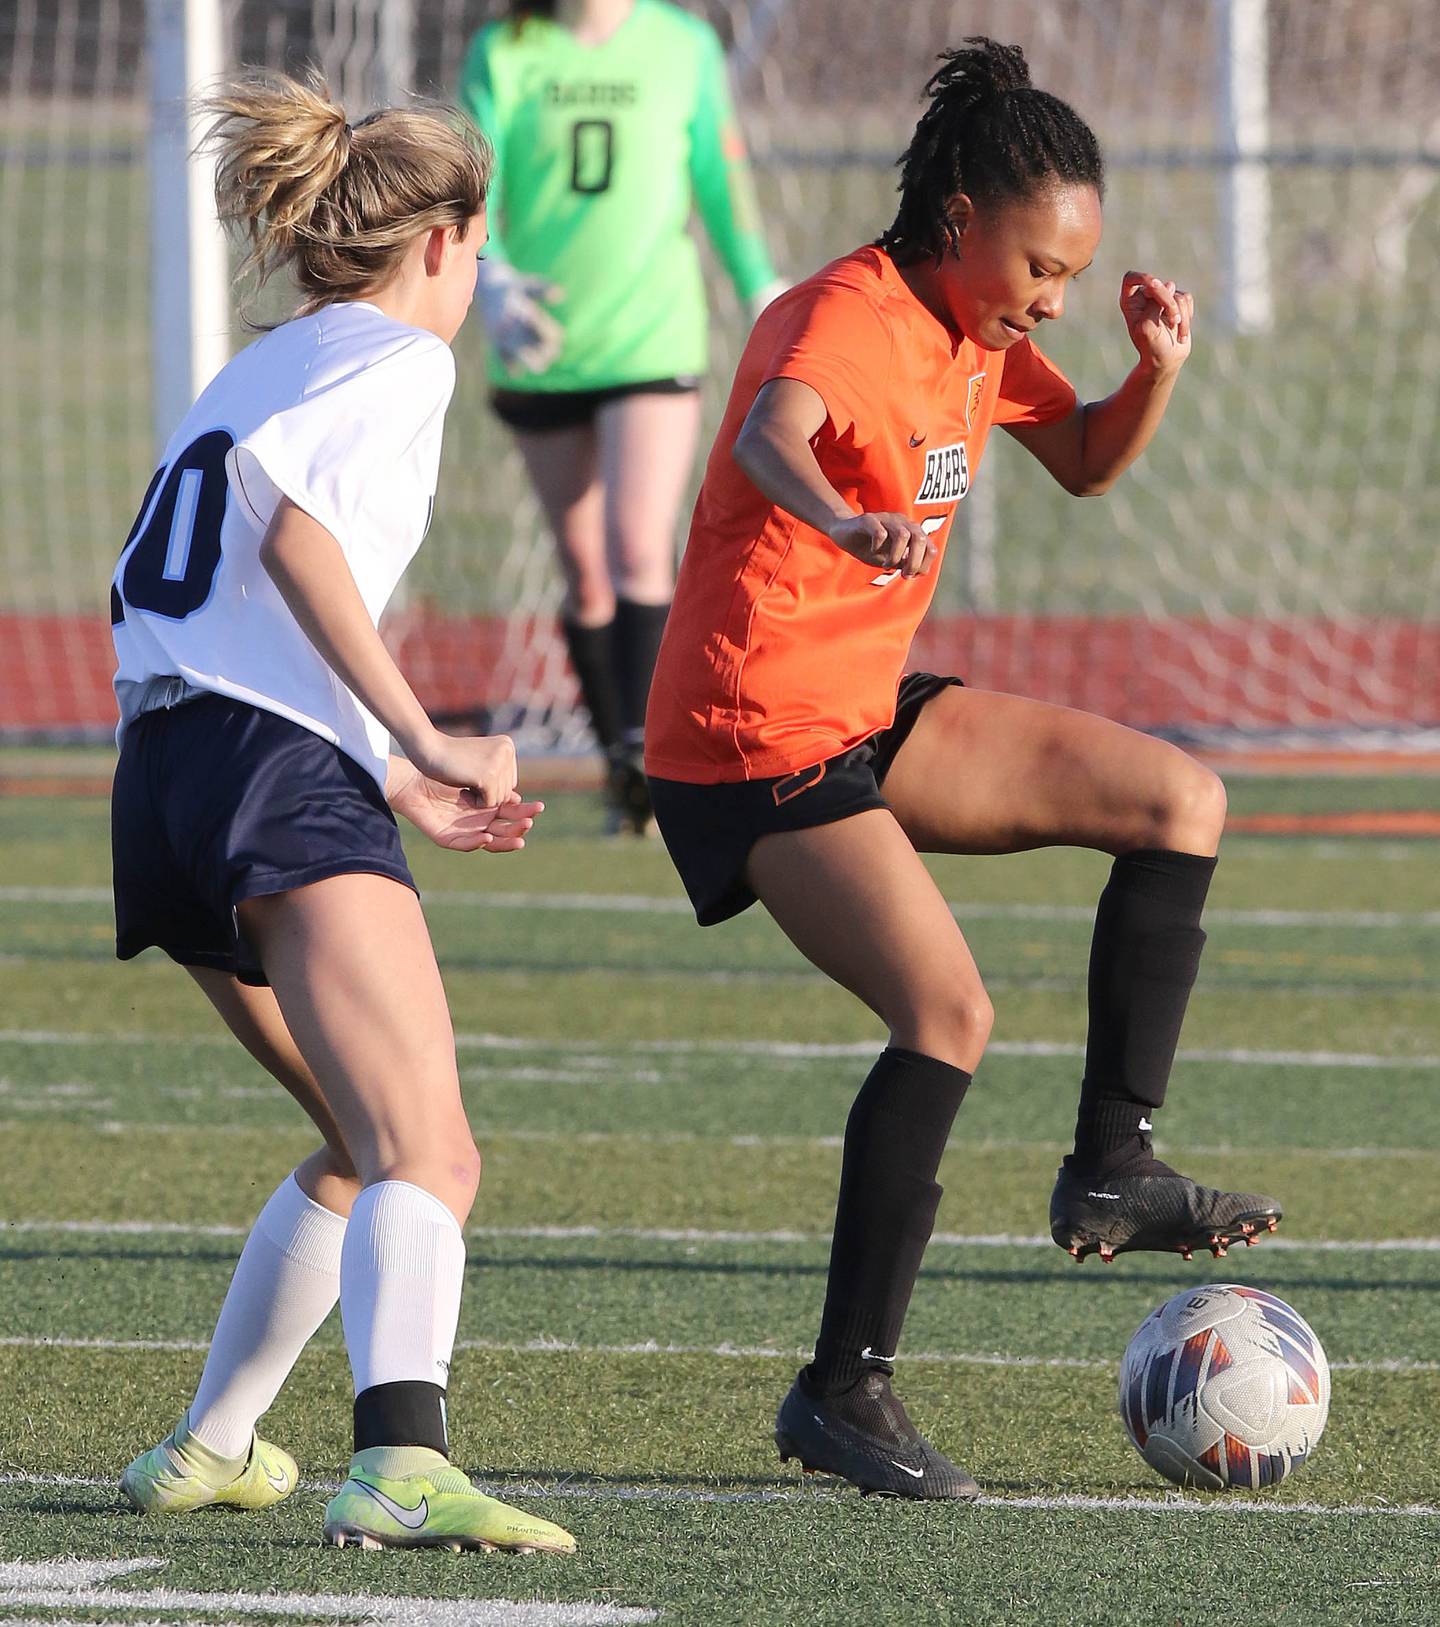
[2,0,1437,750]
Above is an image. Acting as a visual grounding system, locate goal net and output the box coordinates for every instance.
[2,0,1437,750]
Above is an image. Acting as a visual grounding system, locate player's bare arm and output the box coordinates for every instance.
[260,497,519,805]
[734,378,935,577]
[384,754,542,854]
[1006,269,1193,496]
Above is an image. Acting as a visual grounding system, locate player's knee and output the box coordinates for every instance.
[294,1144,362,1217]
[562,576,616,625]
[898,984,994,1071]
[607,527,673,602]
[1153,760,1227,853]
[612,559,673,605]
[431,1130,482,1214]
[956,988,996,1053]
[368,1119,481,1219]
[313,1142,358,1184]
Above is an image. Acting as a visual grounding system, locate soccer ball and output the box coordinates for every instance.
[1119,1283,1329,1490]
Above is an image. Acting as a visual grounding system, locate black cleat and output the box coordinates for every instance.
[1050,1155,1282,1263]
[605,745,656,837]
[774,1368,979,1500]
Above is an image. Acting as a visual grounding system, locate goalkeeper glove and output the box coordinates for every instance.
[476,260,564,375]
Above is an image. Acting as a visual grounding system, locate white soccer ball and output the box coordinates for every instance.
[1119,1283,1329,1490]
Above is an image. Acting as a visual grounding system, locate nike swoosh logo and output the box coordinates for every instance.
[870,569,901,587]
[266,1470,289,1492]
[860,1347,895,1363]
[351,1479,429,1529]
[890,1461,925,1478]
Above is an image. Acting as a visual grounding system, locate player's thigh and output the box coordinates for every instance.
[236,874,474,1187]
[596,391,703,597]
[744,809,993,1071]
[186,966,356,1182]
[511,424,606,594]
[882,686,1227,857]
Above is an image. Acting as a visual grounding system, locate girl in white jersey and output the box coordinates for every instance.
[112,70,574,1557]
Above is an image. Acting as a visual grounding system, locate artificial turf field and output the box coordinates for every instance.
[0,769,1437,1625]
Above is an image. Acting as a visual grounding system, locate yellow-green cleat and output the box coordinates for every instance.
[324,1446,576,1555]
[121,1413,298,1514]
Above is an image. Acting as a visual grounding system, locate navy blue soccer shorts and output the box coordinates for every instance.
[647,671,963,927]
[112,692,415,987]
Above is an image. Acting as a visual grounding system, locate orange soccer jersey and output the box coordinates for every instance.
[645,245,1077,784]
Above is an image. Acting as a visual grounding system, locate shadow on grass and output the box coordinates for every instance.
[466,1464,1183,1502]
[464,1252,1440,1297]
[2,1244,1436,1300]
[470,1465,819,1494]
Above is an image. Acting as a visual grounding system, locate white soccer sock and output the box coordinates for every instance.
[187,1172,347,1461]
[339,1180,465,1397]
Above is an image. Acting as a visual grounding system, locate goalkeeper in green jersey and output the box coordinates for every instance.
[459,0,783,832]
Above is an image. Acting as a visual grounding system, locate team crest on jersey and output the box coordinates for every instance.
[963,371,987,432]
[915,441,970,505]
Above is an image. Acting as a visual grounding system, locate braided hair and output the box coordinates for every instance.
[879,38,1104,266]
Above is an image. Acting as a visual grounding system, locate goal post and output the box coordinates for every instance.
[1217,0,1273,335]
[145,0,228,455]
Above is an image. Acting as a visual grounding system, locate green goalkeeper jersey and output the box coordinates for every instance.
[458,0,776,393]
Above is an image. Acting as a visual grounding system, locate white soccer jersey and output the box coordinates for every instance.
[111,300,456,787]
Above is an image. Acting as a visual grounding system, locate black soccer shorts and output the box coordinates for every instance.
[112,692,415,986]
[648,672,962,926]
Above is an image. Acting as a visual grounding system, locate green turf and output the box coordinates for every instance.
[1,787,1438,1624]
[6,893,1437,995]
[3,1030,1437,1148]
[2,1350,1438,1626]
[4,1227,1438,1372]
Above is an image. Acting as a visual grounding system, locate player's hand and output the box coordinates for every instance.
[1120,270,1193,373]
[826,512,935,579]
[476,260,564,374]
[387,759,543,853]
[406,730,519,808]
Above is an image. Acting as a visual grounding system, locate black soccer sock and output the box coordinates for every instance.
[353,1380,449,1456]
[611,597,670,747]
[560,616,622,753]
[1072,848,1217,1172]
[808,1048,972,1396]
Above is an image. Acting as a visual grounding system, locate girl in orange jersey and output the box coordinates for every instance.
[644,39,1282,1500]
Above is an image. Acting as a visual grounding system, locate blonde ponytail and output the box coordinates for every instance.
[201,68,491,318]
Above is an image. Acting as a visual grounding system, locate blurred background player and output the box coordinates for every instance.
[459,0,784,833]
[112,69,573,1556]
[645,39,1282,1499]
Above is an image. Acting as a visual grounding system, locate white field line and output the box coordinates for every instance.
[3,883,1438,930]
[494,1124,1434,1164]
[0,1556,655,1625]
[6,1116,1436,1165]
[1,1331,1435,1376]
[489,1129,1434,1164]
[6,1218,1440,1255]
[1,1469,1438,1519]
[2,1025,1436,1073]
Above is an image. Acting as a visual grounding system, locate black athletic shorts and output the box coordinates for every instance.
[112,692,415,987]
[492,375,701,433]
[648,672,963,926]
